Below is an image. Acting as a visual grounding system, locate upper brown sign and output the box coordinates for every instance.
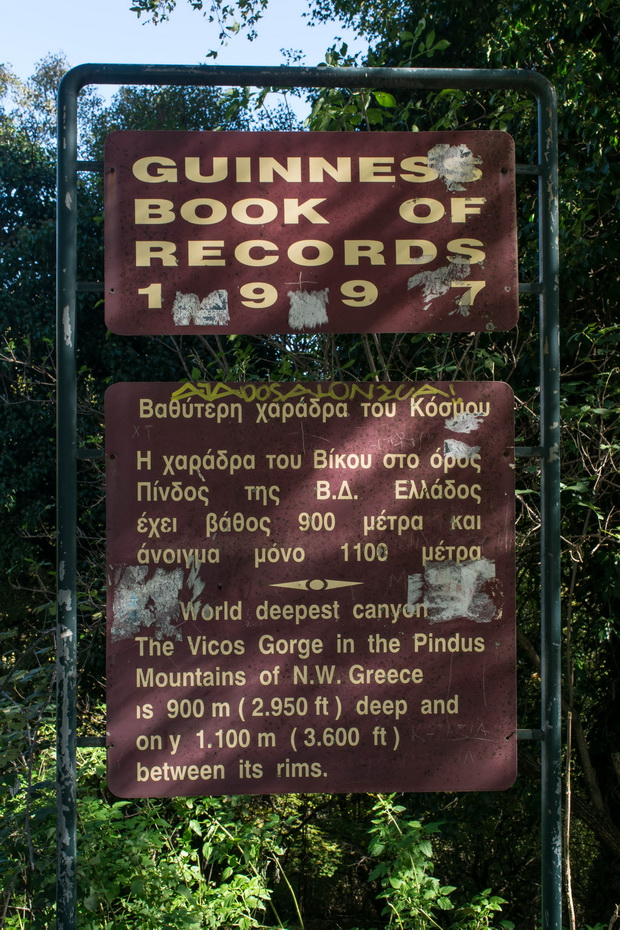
[104,131,518,335]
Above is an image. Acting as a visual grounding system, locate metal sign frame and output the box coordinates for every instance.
[56,64,559,930]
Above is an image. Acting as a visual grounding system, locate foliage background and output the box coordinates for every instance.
[1,0,619,926]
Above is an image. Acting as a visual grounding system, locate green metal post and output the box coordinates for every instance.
[536,79,562,930]
[56,70,80,929]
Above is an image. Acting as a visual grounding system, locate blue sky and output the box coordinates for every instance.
[3,0,364,96]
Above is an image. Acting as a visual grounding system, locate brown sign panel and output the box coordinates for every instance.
[106,381,516,797]
[104,131,518,335]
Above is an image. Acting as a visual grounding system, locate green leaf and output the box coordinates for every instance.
[84,892,98,912]
[372,91,397,107]
[437,895,454,909]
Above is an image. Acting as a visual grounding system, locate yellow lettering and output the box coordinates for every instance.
[283,198,329,225]
[135,241,178,266]
[236,157,252,182]
[187,241,225,266]
[447,238,486,264]
[395,239,438,265]
[132,156,177,183]
[344,240,386,265]
[258,157,302,182]
[450,198,486,222]
[234,240,279,266]
[180,199,227,225]
[399,156,439,182]
[231,198,279,225]
[134,199,175,224]
[287,240,333,266]
[359,157,395,182]
[399,198,446,224]
[184,156,228,183]
[308,156,352,182]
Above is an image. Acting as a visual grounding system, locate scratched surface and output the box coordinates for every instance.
[104,131,518,335]
[106,381,516,797]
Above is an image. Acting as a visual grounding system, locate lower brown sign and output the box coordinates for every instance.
[106,381,516,797]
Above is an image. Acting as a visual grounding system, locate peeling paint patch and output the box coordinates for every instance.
[187,559,205,602]
[62,306,73,347]
[408,558,499,623]
[407,574,425,605]
[288,289,329,330]
[194,290,229,325]
[445,411,484,433]
[444,438,480,459]
[428,143,483,191]
[65,192,73,210]
[58,589,72,611]
[408,263,471,313]
[172,290,229,326]
[111,565,184,641]
[172,293,200,325]
[450,281,476,316]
